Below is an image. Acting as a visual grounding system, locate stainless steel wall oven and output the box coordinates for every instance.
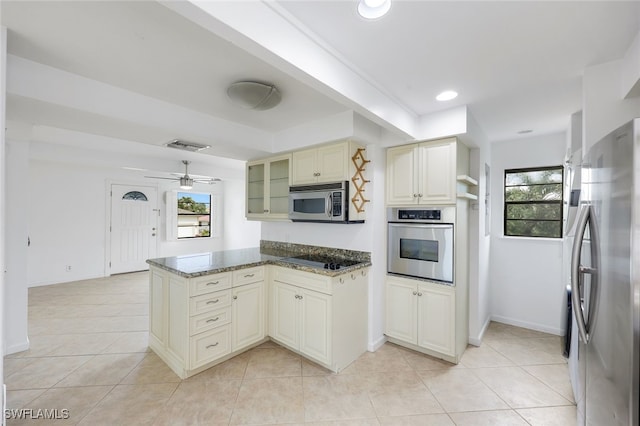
[387,207,455,283]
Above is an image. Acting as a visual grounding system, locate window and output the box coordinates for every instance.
[504,166,563,238]
[122,191,148,201]
[177,192,211,239]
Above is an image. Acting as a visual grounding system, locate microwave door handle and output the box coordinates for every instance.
[327,193,332,218]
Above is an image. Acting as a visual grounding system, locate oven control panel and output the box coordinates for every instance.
[397,209,441,221]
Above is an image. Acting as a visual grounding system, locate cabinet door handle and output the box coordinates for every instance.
[418,193,423,198]
[413,194,418,198]
[206,342,219,349]
[412,291,417,295]
[206,317,219,323]
[417,292,423,296]
[233,295,238,300]
[244,273,255,278]
[206,299,220,305]
[206,281,220,286]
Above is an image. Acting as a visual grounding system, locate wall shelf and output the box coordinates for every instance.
[457,192,478,200]
[456,175,478,186]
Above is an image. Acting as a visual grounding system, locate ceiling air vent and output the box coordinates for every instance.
[165,139,210,152]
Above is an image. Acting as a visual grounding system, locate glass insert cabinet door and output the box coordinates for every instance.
[246,155,291,217]
[247,162,265,214]
[268,158,290,215]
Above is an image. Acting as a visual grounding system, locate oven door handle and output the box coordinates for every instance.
[388,223,453,229]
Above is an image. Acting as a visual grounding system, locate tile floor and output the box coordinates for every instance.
[5,272,577,425]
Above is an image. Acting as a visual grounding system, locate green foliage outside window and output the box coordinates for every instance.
[504,167,563,238]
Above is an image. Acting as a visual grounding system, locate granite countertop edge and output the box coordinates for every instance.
[146,249,372,279]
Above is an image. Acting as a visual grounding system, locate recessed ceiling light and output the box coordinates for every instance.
[517,129,533,134]
[358,0,391,19]
[436,90,458,101]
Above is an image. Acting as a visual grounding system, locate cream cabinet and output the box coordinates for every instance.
[385,275,458,362]
[149,265,266,379]
[386,137,464,205]
[271,280,331,365]
[246,154,291,220]
[232,280,265,352]
[269,266,369,372]
[291,142,349,185]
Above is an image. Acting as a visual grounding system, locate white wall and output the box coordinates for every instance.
[462,111,492,345]
[1,26,7,405]
[260,144,387,351]
[23,143,254,286]
[223,179,261,250]
[583,59,640,153]
[5,141,29,354]
[489,132,566,335]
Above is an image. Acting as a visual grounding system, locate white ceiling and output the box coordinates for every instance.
[2,0,639,161]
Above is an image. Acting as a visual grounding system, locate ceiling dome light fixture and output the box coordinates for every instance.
[436,90,458,101]
[357,0,391,19]
[226,81,282,111]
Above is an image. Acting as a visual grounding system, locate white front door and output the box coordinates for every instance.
[110,184,158,274]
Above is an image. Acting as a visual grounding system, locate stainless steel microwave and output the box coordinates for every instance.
[289,181,352,223]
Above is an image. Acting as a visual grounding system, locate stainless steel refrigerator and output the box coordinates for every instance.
[570,118,639,425]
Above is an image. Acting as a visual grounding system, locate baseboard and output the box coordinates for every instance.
[5,337,30,355]
[491,315,564,336]
[368,335,387,352]
[28,273,106,288]
[468,316,492,346]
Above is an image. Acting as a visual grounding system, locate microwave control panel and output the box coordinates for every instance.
[332,192,343,216]
[397,209,441,221]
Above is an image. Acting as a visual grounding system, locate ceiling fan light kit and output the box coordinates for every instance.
[226,81,282,110]
[145,160,221,188]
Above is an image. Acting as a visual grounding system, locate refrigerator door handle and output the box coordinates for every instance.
[571,204,595,344]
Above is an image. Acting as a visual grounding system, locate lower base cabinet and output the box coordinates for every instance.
[150,264,369,378]
[385,275,459,363]
[270,267,369,372]
[149,266,266,379]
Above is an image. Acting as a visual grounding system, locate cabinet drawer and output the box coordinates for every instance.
[189,306,231,336]
[190,325,231,369]
[233,266,264,287]
[272,267,332,295]
[190,289,232,316]
[190,273,232,297]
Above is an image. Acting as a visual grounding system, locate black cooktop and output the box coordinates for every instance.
[281,254,361,271]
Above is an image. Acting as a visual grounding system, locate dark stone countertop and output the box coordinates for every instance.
[146,247,372,278]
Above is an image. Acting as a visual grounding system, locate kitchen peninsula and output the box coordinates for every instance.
[146,241,371,379]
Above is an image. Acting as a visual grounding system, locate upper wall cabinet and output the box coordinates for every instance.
[291,142,349,185]
[386,137,468,206]
[246,154,291,220]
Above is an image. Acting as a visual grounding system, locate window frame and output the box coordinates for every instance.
[176,191,212,240]
[503,165,564,239]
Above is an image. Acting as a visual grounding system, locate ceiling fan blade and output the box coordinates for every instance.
[144,176,180,181]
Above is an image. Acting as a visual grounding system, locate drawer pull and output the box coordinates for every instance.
[244,273,255,278]
[206,281,220,286]
[206,299,220,305]
[206,317,219,323]
[206,342,219,349]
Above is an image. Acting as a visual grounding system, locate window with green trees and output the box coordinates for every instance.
[504,166,563,238]
[177,192,211,239]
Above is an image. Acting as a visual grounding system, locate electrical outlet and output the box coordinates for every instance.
[65,265,72,272]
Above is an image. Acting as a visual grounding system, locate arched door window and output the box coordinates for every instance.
[122,191,148,201]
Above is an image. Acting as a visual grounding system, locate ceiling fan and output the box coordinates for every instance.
[145,160,221,190]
